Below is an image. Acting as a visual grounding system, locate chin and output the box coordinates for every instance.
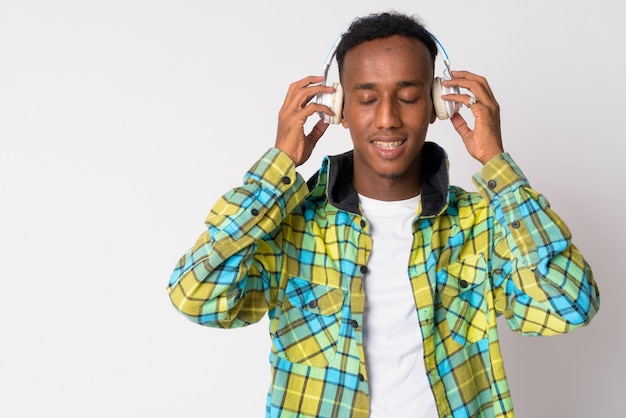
[377,170,405,180]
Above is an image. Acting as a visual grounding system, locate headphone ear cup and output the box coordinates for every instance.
[432,77,450,120]
[328,83,343,124]
[316,83,343,124]
[432,77,462,120]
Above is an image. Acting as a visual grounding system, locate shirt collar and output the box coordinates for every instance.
[307,142,450,217]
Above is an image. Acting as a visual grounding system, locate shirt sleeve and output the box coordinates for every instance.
[472,153,600,335]
[167,147,309,328]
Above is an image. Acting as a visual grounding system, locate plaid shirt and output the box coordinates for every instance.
[168,143,599,418]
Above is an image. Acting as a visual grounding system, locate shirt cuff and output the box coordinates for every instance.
[244,147,308,213]
[472,153,529,199]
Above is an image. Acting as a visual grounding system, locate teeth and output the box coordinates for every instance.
[373,141,403,150]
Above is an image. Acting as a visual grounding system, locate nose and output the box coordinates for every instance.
[374,96,401,129]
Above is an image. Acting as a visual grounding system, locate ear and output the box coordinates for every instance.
[430,106,437,124]
[341,114,348,128]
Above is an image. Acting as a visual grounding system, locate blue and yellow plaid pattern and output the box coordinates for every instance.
[168,143,599,417]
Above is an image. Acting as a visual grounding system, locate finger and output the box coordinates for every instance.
[280,88,335,127]
[443,79,489,105]
[304,101,337,120]
[301,94,315,109]
[449,112,472,139]
[282,76,325,109]
[464,94,478,109]
[289,75,324,92]
[301,89,328,109]
[448,70,496,101]
[307,118,330,143]
[291,85,336,111]
[440,93,477,110]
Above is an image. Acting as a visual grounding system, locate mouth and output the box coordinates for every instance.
[372,140,406,150]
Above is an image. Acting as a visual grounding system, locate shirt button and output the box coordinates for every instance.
[281,176,291,185]
[459,279,469,288]
[308,300,318,309]
[360,265,368,274]
[487,179,497,189]
[351,319,359,329]
[358,373,365,382]
[360,219,366,228]
[511,220,521,229]
[251,208,260,216]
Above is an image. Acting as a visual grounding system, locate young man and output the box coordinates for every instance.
[167,12,599,418]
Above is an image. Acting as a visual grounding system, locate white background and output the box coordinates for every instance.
[1,1,623,417]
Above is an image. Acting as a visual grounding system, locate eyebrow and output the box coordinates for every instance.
[354,80,425,90]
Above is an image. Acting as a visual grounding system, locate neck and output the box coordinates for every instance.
[352,162,422,201]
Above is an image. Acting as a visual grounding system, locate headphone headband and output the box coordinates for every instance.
[316,26,461,123]
[321,31,346,85]
[321,28,453,86]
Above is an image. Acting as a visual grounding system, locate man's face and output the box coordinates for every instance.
[340,35,436,194]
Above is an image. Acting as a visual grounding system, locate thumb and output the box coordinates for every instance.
[449,112,472,141]
[307,118,330,144]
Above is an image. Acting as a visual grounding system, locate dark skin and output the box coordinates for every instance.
[339,35,435,200]
[275,35,504,201]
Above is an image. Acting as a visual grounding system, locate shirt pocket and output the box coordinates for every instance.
[436,254,489,345]
[273,277,345,367]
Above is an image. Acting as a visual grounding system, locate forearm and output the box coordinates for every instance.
[167,148,309,327]
[474,154,600,333]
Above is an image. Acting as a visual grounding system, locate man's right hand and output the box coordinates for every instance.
[274,76,336,166]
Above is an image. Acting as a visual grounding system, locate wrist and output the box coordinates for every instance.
[479,152,503,165]
[274,144,298,165]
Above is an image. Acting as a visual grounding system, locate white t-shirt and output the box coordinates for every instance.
[359,194,438,417]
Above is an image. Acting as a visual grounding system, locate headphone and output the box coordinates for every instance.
[316,29,461,124]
